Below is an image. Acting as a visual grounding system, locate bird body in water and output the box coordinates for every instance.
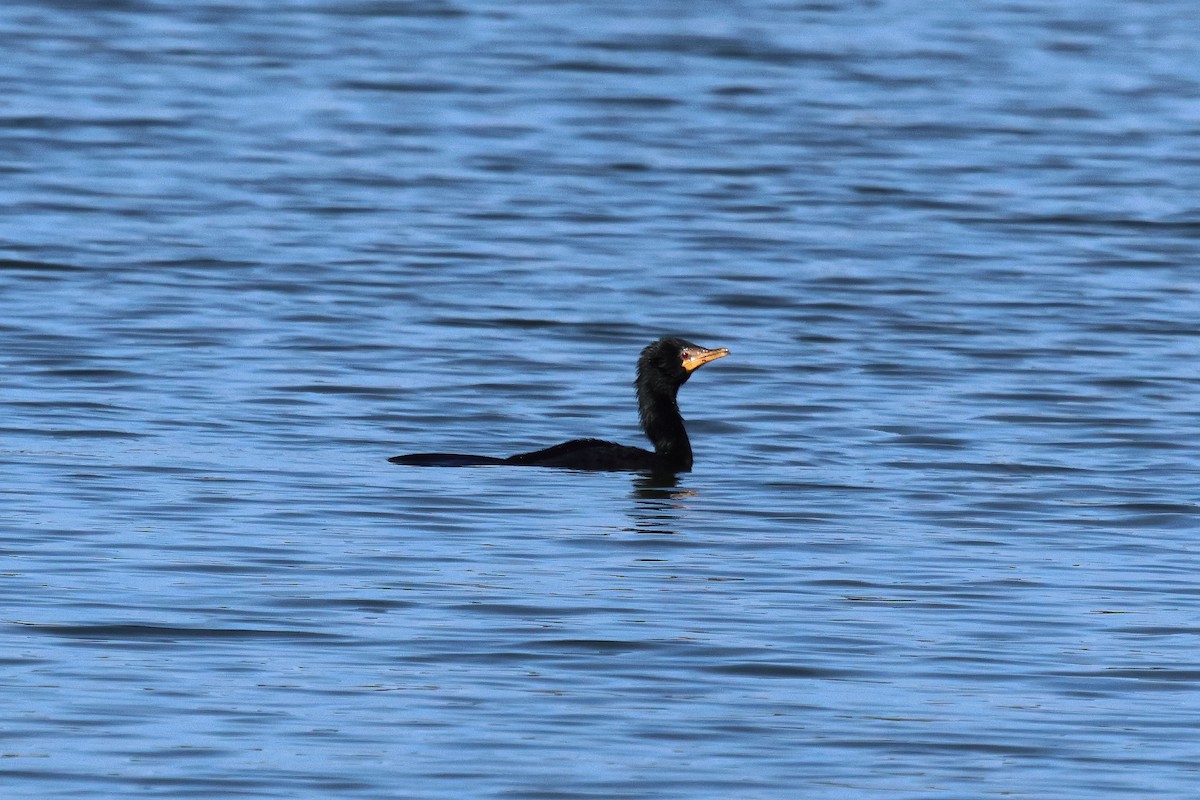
[390,336,729,473]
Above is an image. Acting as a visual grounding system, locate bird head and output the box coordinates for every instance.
[638,336,730,389]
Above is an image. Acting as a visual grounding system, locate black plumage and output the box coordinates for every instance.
[389,336,729,473]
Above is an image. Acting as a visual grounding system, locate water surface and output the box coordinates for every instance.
[2,1,1198,798]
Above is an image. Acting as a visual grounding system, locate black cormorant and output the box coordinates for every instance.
[389,336,729,472]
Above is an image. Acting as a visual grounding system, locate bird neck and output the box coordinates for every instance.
[638,383,692,470]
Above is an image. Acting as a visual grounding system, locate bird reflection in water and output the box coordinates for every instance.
[626,471,699,536]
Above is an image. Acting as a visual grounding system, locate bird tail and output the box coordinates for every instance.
[388,453,507,467]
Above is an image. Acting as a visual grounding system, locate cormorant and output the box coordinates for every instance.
[389,336,729,472]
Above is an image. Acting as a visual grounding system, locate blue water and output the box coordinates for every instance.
[2,2,1199,798]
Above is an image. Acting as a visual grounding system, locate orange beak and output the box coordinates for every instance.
[681,345,730,373]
